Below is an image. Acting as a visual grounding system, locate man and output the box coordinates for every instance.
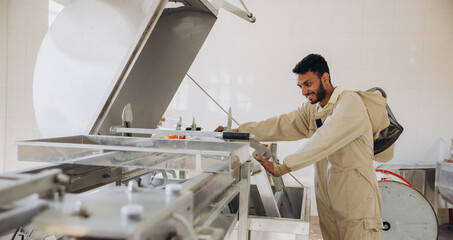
[216,54,383,240]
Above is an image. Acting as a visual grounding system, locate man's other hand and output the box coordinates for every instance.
[254,155,274,175]
[214,126,224,132]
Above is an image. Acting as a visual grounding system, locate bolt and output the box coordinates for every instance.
[127,181,140,193]
[55,173,69,184]
[121,204,144,221]
[165,183,182,196]
[382,221,391,231]
[73,200,90,218]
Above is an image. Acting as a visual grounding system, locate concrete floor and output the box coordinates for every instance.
[309,216,453,240]
[1,218,452,240]
[438,224,453,240]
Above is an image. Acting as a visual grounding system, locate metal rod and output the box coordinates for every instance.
[111,127,223,137]
[238,0,251,16]
[289,173,304,187]
[196,179,246,228]
[110,127,252,140]
[186,74,240,126]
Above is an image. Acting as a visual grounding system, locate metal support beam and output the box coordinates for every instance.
[0,169,64,207]
[253,169,280,217]
[238,161,250,240]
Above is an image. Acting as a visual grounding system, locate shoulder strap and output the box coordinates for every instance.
[355,89,389,140]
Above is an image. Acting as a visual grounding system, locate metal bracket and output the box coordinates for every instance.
[210,0,256,23]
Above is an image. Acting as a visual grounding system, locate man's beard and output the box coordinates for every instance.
[309,83,327,104]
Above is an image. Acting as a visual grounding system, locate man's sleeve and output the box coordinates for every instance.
[236,103,311,142]
[284,92,371,171]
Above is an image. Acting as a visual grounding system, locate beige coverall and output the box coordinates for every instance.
[237,90,383,240]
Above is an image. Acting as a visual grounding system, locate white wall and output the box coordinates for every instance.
[163,0,453,215]
[0,0,8,173]
[0,0,48,172]
[0,0,452,216]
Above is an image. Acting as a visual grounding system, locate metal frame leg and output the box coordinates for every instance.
[238,161,250,240]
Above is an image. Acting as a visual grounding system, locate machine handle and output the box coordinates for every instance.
[222,132,250,140]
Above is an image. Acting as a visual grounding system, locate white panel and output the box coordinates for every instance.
[331,50,360,69]
[0,26,6,57]
[27,5,48,35]
[425,14,453,33]
[357,69,390,90]
[393,14,425,33]
[418,107,450,127]
[27,33,46,62]
[426,0,453,14]
[395,0,426,14]
[0,117,5,173]
[0,0,7,27]
[392,33,423,51]
[9,58,32,90]
[0,55,6,88]
[7,88,35,118]
[421,70,452,88]
[300,0,337,15]
[332,14,362,33]
[418,89,451,109]
[273,15,299,34]
[9,30,26,60]
[389,51,423,70]
[385,70,423,89]
[363,14,394,33]
[333,69,360,89]
[258,0,301,16]
[245,32,276,51]
[422,51,453,70]
[363,0,395,15]
[423,33,453,52]
[362,33,394,51]
[297,14,335,33]
[334,0,364,14]
[21,0,48,8]
[0,87,5,118]
[331,33,362,51]
[360,51,391,69]
[10,0,28,30]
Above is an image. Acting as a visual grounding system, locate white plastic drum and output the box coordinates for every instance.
[378,181,438,239]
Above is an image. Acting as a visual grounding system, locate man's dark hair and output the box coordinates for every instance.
[292,54,330,83]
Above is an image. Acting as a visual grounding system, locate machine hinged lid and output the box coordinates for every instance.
[33,0,218,138]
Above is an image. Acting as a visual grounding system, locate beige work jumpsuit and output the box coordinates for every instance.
[237,90,383,240]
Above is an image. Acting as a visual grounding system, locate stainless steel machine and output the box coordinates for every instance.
[0,1,310,240]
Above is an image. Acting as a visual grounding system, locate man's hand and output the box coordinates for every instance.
[214,126,224,132]
[254,155,274,175]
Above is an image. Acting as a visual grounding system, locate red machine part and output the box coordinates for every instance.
[375,169,413,188]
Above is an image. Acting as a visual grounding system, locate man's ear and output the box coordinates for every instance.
[322,72,330,85]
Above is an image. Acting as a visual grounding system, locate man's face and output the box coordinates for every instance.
[297,71,327,104]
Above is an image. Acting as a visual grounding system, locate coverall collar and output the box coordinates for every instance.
[317,86,344,112]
